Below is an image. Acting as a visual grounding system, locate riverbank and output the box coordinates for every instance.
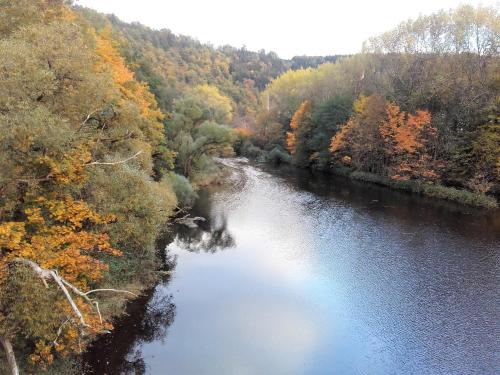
[248,149,497,209]
[337,168,498,210]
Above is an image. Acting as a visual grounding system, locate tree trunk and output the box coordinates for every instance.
[0,337,19,375]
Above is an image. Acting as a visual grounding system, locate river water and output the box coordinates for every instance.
[84,158,500,375]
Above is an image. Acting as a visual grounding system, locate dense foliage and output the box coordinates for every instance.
[0,1,498,373]
[0,1,238,373]
[243,5,499,207]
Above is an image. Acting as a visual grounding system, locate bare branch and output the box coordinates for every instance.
[85,150,143,167]
[13,260,88,328]
[85,289,138,297]
[12,258,137,337]
[76,109,100,133]
[93,301,103,325]
[14,174,52,184]
[53,318,72,347]
[60,278,93,305]
[12,258,51,288]
[0,337,19,375]
[49,272,87,326]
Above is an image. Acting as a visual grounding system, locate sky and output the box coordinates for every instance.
[76,0,499,58]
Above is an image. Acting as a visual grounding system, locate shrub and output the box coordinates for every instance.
[267,147,292,165]
[241,141,265,159]
[85,166,178,285]
[166,172,198,207]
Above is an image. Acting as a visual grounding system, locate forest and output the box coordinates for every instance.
[240,4,499,208]
[0,0,498,373]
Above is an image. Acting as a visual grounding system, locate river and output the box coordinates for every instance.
[84,158,500,375]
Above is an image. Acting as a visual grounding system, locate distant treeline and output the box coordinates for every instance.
[239,5,499,208]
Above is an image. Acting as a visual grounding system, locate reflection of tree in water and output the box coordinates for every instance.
[174,189,235,253]
[83,190,234,373]
[82,286,176,375]
[174,214,235,253]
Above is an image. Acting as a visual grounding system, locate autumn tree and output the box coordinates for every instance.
[166,85,236,181]
[330,95,388,174]
[330,95,439,181]
[286,101,314,166]
[0,1,177,372]
[379,103,439,181]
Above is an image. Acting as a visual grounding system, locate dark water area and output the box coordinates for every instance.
[84,158,500,375]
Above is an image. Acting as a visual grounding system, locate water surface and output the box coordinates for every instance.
[85,158,500,375]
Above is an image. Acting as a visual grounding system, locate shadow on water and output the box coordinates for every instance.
[82,188,235,374]
[261,162,500,241]
[82,286,176,375]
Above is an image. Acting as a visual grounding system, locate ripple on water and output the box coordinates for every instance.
[84,159,500,375]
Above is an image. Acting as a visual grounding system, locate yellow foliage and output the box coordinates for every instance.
[287,100,311,154]
[93,26,164,145]
[1,194,120,287]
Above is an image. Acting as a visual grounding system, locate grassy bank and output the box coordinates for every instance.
[345,170,498,209]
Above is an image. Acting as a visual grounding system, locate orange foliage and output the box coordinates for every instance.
[330,95,440,180]
[287,100,311,154]
[0,190,120,367]
[381,104,433,154]
[0,195,119,287]
[94,27,134,85]
[330,119,354,154]
[94,27,164,142]
[235,127,253,137]
[380,103,437,180]
[286,132,297,154]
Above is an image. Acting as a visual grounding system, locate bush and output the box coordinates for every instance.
[330,164,355,177]
[419,184,498,209]
[85,166,178,285]
[267,146,292,165]
[166,172,198,207]
[241,141,265,159]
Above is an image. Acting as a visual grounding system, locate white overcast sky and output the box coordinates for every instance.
[75,0,499,58]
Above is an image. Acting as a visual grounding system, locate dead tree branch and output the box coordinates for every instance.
[84,289,138,297]
[85,150,143,167]
[0,337,19,375]
[12,258,136,329]
[13,258,87,326]
[76,109,100,133]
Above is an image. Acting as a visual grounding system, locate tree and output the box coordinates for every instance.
[309,96,352,169]
[379,103,439,181]
[176,122,236,177]
[286,100,313,166]
[330,95,388,174]
[166,85,236,180]
[330,95,440,181]
[0,2,177,372]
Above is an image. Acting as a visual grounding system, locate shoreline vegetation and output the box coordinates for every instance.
[344,168,498,209]
[257,154,498,209]
[243,148,498,210]
[0,1,498,374]
[236,5,499,211]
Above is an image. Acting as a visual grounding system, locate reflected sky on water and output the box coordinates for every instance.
[85,158,500,375]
